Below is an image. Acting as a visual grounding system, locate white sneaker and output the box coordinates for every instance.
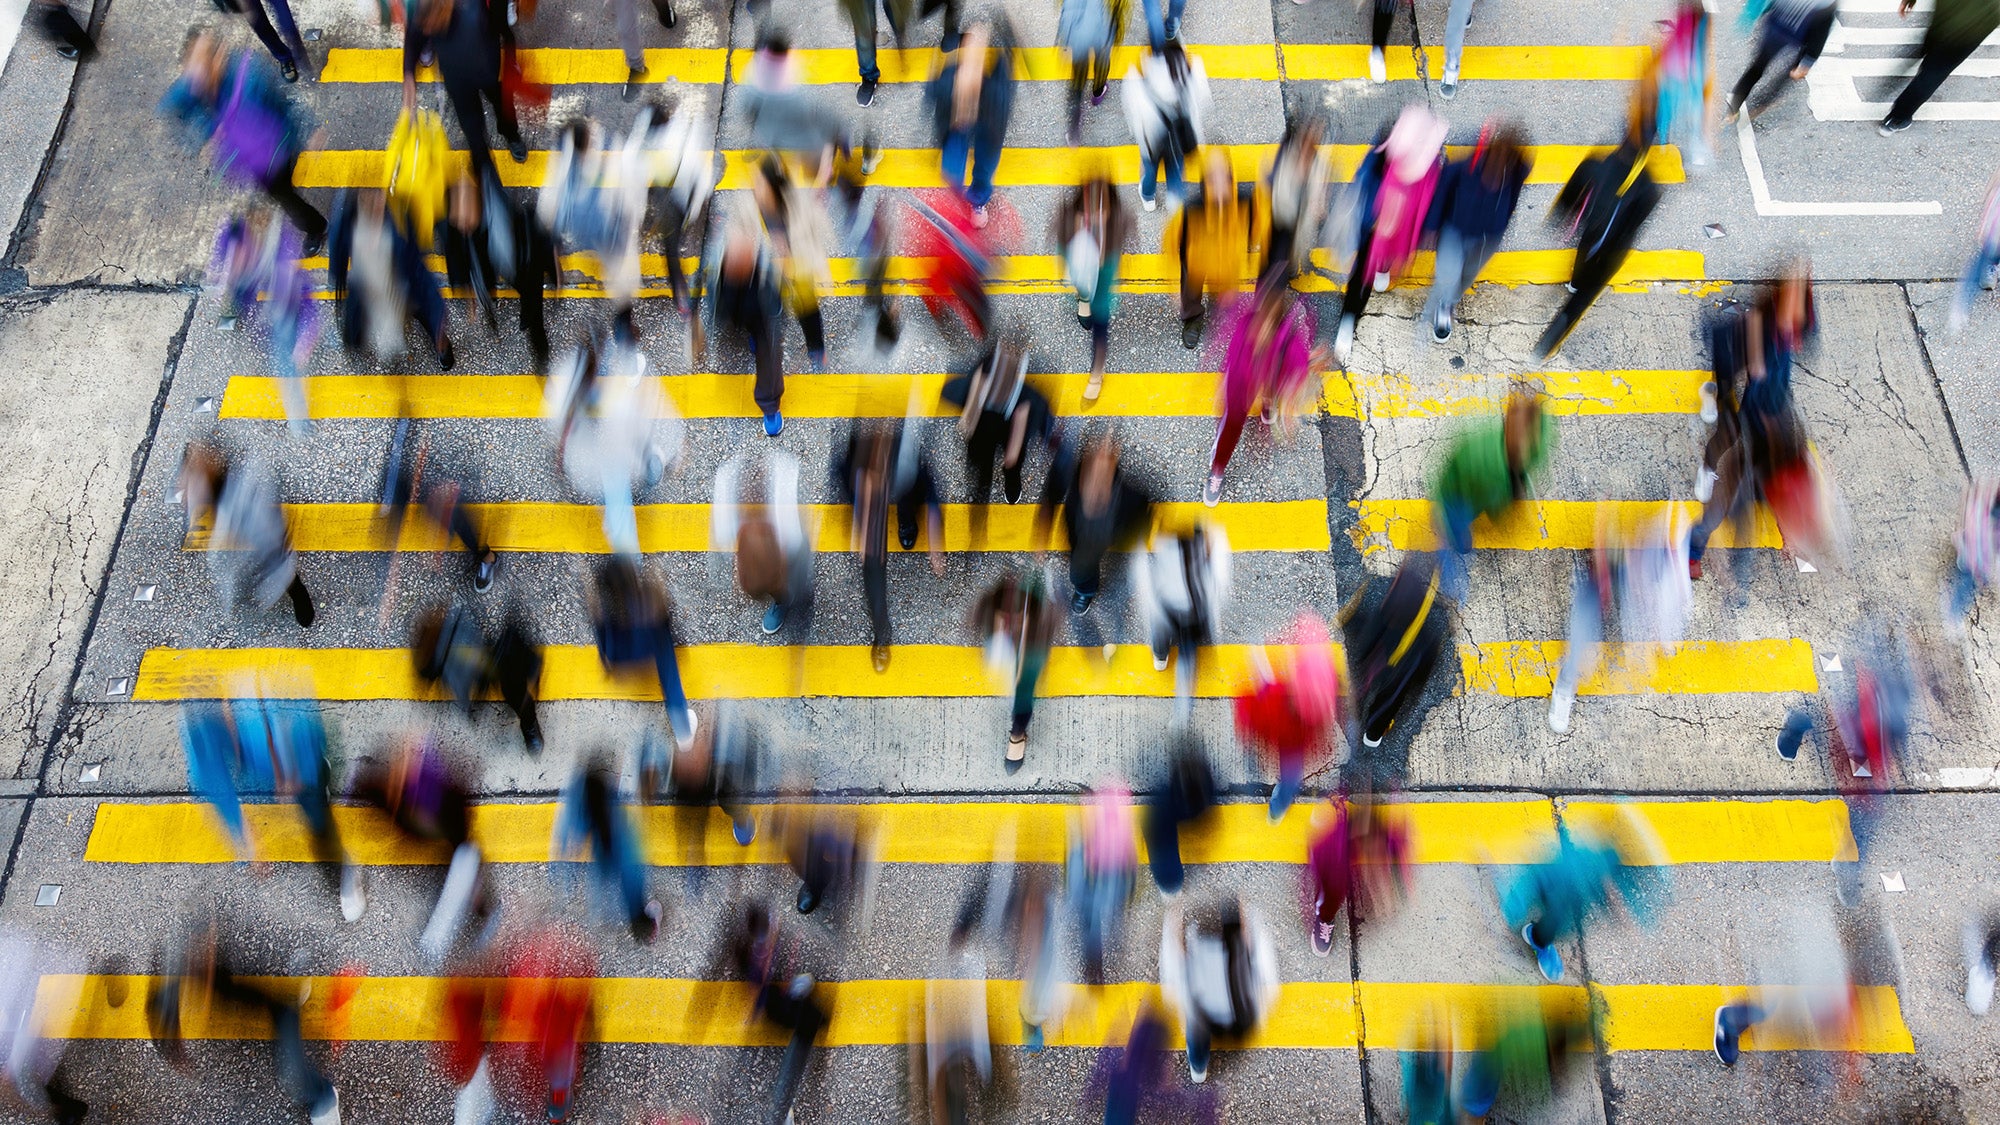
[1153,649,1170,672]
[1369,46,1386,84]
[1695,467,1717,504]
[1333,317,1355,367]
[1699,380,1719,424]
[339,866,366,923]
[1078,300,1090,317]
[1547,693,1573,735]
[1102,642,1117,660]
[1966,922,1996,1015]
[309,1089,342,1125]
[1373,270,1391,293]
[1142,196,1158,212]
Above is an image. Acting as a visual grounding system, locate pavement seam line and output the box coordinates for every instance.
[1556,794,1627,1125]
[1898,279,1974,478]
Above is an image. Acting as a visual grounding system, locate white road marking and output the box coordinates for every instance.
[1940,766,2000,787]
[1839,0,1933,12]
[1824,24,2000,51]
[1734,115,1943,216]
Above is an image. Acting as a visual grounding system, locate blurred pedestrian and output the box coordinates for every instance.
[1499,827,1660,981]
[1122,42,1209,213]
[750,157,833,371]
[1332,105,1444,367]
[1096,1007,1219,1124]
[1535,131,1661,357]
[0,932,88,1124]
[1440,0,1477,97]
[349,734,494,959]
[710,214,788,435]
[1429,392,1552,601]
[1208,278,1318,505]
[713,447,813,635]
[179,443,317,627]
[973,570,1056,766]
[943,336,1055,510]
[1652,1,1713,167]
[614,0,676,98]
[1877,0,2000,134]
[1724,0,1836,124]
[1944,477,2000,640]
[743,32,878,204]
[637,97,717,357]
[379,430,500,593]
[1037,430,1155,614]
[403,0,527,182]
[545,328,680,555]
[839,420,945,672]
[1136,524,1232,722]
[554,756,663,942]
[411,603,546,752]
[1348,553,1447,748]
[1058,177,1131,400]
[329,188,456,369]
[1069,786,1136,982]
[1964,910,2000,1014]
[499,928,596,1122]
[161,30,327,250]
[210,208,322,437]
[30,0,94,60]
[1059,0,1120,142]
[220,0,309,81]
[588,557,698,745]
[1263,118,1328,280]
[1454,996,1592,1118]
[441,167,559,371]
[902,189,996,340]
[1143,734,1216,896]
[784,806,862,915]
[1169,147,1260,350]
[1949,173,2000,334]
[668,700,766,845]
[1547,509,1692,735]
[926,20,1017,227]
[541,120,645,342]
[1158,899,1279,1083]
[1422,123,1529,343]
[1366,0,1410,84]
[1236,612,1342,820]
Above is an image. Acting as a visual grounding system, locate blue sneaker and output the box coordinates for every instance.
[763,410,783,437]
[1024,1022,1044,1053]
[732,815,756,846]
[1522,923,1565,982]
[761,603,785,634]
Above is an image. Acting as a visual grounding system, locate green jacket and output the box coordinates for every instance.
[1932,0,2000,48]
[1432,412,1553,520]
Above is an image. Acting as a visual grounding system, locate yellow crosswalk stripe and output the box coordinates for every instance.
[1322,369,1710,420]
[1352,499,1783,551]
[1462,639,1820,697]
[222,369,1710,422]
[30,973,1912,1052]
[318,44,1285,85]
[292,143,1685,190]
[131,637,1812,702]
[188,499,1331,554]
[292,248,1705,298]
[1280,44,1656,83]
[83,798,1857,866]
[130,643,1311,702]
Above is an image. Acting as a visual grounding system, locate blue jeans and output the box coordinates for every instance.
[602,464,640,556]
[1948,560,1982,622]
[1553,560,1604,702]
[1140,149,1184,204]
[941,127,1002,208]
[1422,228,1499,324]
[1435,495,1477,603]
[850,0,904,83]
[1955,242,2000,327]
[1140,0,1185,49]
[1442,0,1474,77]
[600,622,694,741]
[1268,755,1303,819]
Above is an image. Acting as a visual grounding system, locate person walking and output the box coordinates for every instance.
[411,604,546,752]
[943,337,1055,513]
[1122,42,1209,214]
[1534,131,1661,358]
[1652,1,1714,167]
[614,0,676,99]
[636,96,717,357]
[974,571,1056,766]
[219,0,310,82]
[1208,278,1317,505]
[210,208,322,437]
[1058,177,1131,400]
[1430,392,1552,601]
[1348,553,1447,750]
[403,0,527,183]
[1366,0,1411,84]
[710,215,788,435]
[179,443,317,627]
[1170,148,1261,350]
[1945,477,2000,639]
[1263,118,1328,279]
[29,0,94,60]
[840,421,945,671]
[161,30,327,251]
[1037,431,1156,614]
[713,448,813,635]
[1878,0,2000,134]
[1158,899,1279,1083]
[1136,523,1231,722]
[553,757,663,942]
[1724,0,1837,123]
[1950,173,2000,334]
[0,932,89,1124]
[329,188,456,369]
[1142,735,1216,897]
[1421,124,1529,343]
[750,156,834,371]
[1236,612,1342,820]
[588,557,698,745]
[1059,0,1119,142]
[1439,0,1477,97]
[1332,105,1445,367]
[927,20,1017,227]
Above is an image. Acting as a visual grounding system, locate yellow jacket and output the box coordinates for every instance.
[1164,177,1268,289]
[385,108,448,249]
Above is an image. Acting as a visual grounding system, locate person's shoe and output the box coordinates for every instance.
[871,644,890,672]
[1181,319,1201,349]
[1333,316,1355,367]
[763,410,783,437]
[302,230,326,257]
[1141,193,1157,212]
[761,603,785,634]
[55,42,79,60]
[1562,281,1578,294]
[1152,648,1170,672]
[856,76,877,106]
[473,551,498,593]
[1071,590,1094,614]
[508,136,529,162]
[898,524,917,550]
[1084,370,1104,402]
[1368,46,1386,84]
[1024,1022,1045,1053]
[1439,67,1458,99]
[1430,307,1452,342]
[1165,16,1180,39]
[339,865,366,923]
[797,883,820,914]
[1361,730,1382,748]
[1688,557,1703,581]
[309,1089,341,1125]
[971,204,989,229]
[1372,269,1391,293]
[732,815,756,846]
[636,900,662,943]
[1878,115,1912,136]
[436,336,456,371]
[1966,923,1996,1015]
[1203,472,1223,508]
[1188,1050,1208,1084]
[281,60,300,83]
[1522,923,1564,982]
[1713,1006,1740,1066]
[1695,466,1717,503]
[1006,732,1027,764]
[1312,918,1336,957]
[1547,693,1573,735]
[658,0,676,26]
[1699,380,1719,424]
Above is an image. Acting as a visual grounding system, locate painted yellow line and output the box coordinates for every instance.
[193,499,1330,554]
[1352,499,1784,551]
[1322,369,1710,420]
[1281,44,1655,83]
[291,248,1705,298]
[30,974,1910,1053]
[85,797,1858,867]
[129,643,1324,702]
[1461,639,1820,697]
[294,143,1683,191]
[318,44,1283,85]
[221,372,1226,420]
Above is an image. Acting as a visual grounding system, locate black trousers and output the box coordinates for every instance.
[1886,33,1985,126]
[445,74,522,181]
[36,1,93,55]
[1535,231,1635,357]
[262,158,327,242]
[1730,6,1835,109]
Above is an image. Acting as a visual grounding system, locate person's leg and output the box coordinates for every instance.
[1951,243,2000,331]
[1068,57,1087,136]
[1141,0,1166,50]
[263,161,328,243]
[769,997,827,1124]
[1885,35,1981,126]
[1689,443,1743,571]
[262,0,308,60]
[967,130,1002,209]
[237,0,295,67]
[1442,0,1473,85]
[1185,1017,1212,1079]
[1144,800,1185,895]
[852,0,880,83]
[480,76,524,149]
[36,1,94,56]
[940,128,972,192]
[445,78,500,182]
[269,1002,339,1117]
[1947,559,1983,625]
[1434,496,1476,603]
[1422,227,1466,332]
[617,0,645,71]
[797,299,826,366]
[1268,753,1303,819]
[1777,705,1814,759]
[286,573,317,627]
[1547,560,1602,733]
[1370,0,1395,49]
[1164,0,1184,39]
[1208,407,1248,480]
[1712,1001,1767,1065]
[493,626,544,751]
[1534,244,1620,358]
[1730,28,1784,112]
[864,552,890,649]
[652,624,695,742]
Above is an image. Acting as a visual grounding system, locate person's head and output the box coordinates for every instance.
[1203,148,1233,200]
[180,27,227,95]
[1502,394,1544,471]
[416,0,453,33]
[1478,123,1528,189]
[758,28,790,57]
[752,156,786,216]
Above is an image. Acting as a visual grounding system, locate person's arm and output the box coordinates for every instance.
[402,20,424,111]
[921,463,945,576]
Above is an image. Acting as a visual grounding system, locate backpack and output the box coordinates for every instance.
[386,108,449,249]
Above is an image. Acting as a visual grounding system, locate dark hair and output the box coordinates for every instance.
[759,28,790,54]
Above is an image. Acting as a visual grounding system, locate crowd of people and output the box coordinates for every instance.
[3,0,1998,1120]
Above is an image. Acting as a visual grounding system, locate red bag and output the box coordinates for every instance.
[502,46,551,127]
[1764,448,1836,565]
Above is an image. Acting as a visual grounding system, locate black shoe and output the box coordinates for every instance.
[1431,307,1452,342]
[507,136,529,162]
[898,527,917,550]
[1181,319,1201,349]
[55,42,79,60]
[797,884,819,914]
[656,0,675,26]
[1877,115,1912,136]
[473,551,497,593]
[856,77,878,106]
[301,230,326,258]
[522,723,544,755]
[1070,590,1094,614]
[280,60,300,83]
[436,336,456,371]
[623,67,644,101]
